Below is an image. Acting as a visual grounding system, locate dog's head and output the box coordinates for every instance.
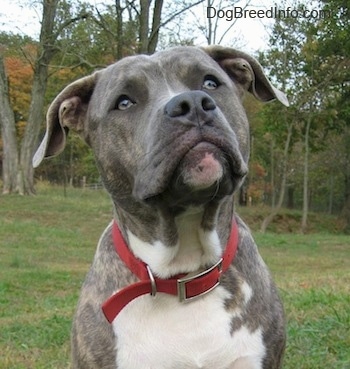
[33,46,288,212]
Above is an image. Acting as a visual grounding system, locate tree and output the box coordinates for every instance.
[0,35,34,194]
[257,0,349,232]
[260,103,294,233]
[18,0,59,194]
[139,0,162,53]
[0,51,19,194]
[317,0,350,231]
[196,0,251,45]
[296,12,350,231]
[258,10,303,232]
[0,1,89,195]
[18,0,91,195]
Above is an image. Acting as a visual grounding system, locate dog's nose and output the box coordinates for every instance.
[165,91,216,125]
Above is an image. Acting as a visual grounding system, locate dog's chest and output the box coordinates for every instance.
[113,286,265,369]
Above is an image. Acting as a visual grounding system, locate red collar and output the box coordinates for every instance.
[102,219,239,323]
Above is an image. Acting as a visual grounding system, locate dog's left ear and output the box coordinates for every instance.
[202,45,289,106]
[33,72,99,168]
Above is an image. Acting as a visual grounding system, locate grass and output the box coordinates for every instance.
[0,185,349,368]
[255,233,350,368]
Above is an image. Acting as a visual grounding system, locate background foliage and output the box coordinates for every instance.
[0,0,349,231]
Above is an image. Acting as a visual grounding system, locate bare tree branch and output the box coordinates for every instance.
[53,13,89,41]
[149,0,205,46]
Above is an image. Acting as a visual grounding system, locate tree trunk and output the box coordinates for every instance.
[301,114,312,233]
[148,0,163,54]
[261,122,293,233]
[261,34,291,233]
[18,0,58,195]
[270,136,276,207]
[115,0,123,59]
[328,173,334,214]
[18,64,50,194]
[206,0,213,45]
[342,177,350,233]
[239,181,248,206]
[0,53,19,194]
[341,127,350,233]
[139,0,150,53]
[138,0,203,53]
[287,186,294,209]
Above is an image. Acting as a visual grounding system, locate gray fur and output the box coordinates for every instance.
[33,46,288,369]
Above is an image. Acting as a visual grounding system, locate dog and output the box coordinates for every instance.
[33,45,289,369]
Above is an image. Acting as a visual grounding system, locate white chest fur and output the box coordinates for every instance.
[114,210,265,368]
[113,287,265,369]
[126,210,223,279]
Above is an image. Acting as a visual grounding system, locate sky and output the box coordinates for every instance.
[0,0,280,53]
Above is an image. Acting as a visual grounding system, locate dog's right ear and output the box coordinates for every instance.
[202,45,289,107]
[32,72,99,168]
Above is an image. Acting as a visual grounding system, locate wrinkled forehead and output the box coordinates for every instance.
[151,47,221,76]
[98,47,223,89]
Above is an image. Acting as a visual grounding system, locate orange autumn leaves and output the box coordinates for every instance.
[4,49,83,140]
[5,56,32,138]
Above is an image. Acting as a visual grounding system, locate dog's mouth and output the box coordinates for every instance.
[133,130,248,208]
[152,142,227,208]
[171,142,226,189]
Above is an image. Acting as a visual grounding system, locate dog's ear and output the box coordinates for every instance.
[32,72,98,168]
[202,45,289,107]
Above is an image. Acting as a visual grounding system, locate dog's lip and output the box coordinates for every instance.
[175,137,242,190]
[182,136,243,175]
[133,129,248,201]
[174,140,225,170]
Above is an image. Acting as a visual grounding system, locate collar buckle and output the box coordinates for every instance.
[146,265,157,297]
[177,258,223,302]
[103,220,238,323]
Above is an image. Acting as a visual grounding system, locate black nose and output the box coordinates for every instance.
[165,91,217,125]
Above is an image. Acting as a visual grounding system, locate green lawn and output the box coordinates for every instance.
[1,186,349,368]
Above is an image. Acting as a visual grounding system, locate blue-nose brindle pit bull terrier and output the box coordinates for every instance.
[33,46,289,369]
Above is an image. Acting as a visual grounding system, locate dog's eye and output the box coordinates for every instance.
[203,76,221,90]
[115,95,135,110]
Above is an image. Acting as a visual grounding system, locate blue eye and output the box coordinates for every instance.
[116,95,135,110]
[203,76,221,90]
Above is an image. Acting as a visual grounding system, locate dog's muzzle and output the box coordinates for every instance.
[133,91,248,204]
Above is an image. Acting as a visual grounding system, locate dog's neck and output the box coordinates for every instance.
[113,198,234,279]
